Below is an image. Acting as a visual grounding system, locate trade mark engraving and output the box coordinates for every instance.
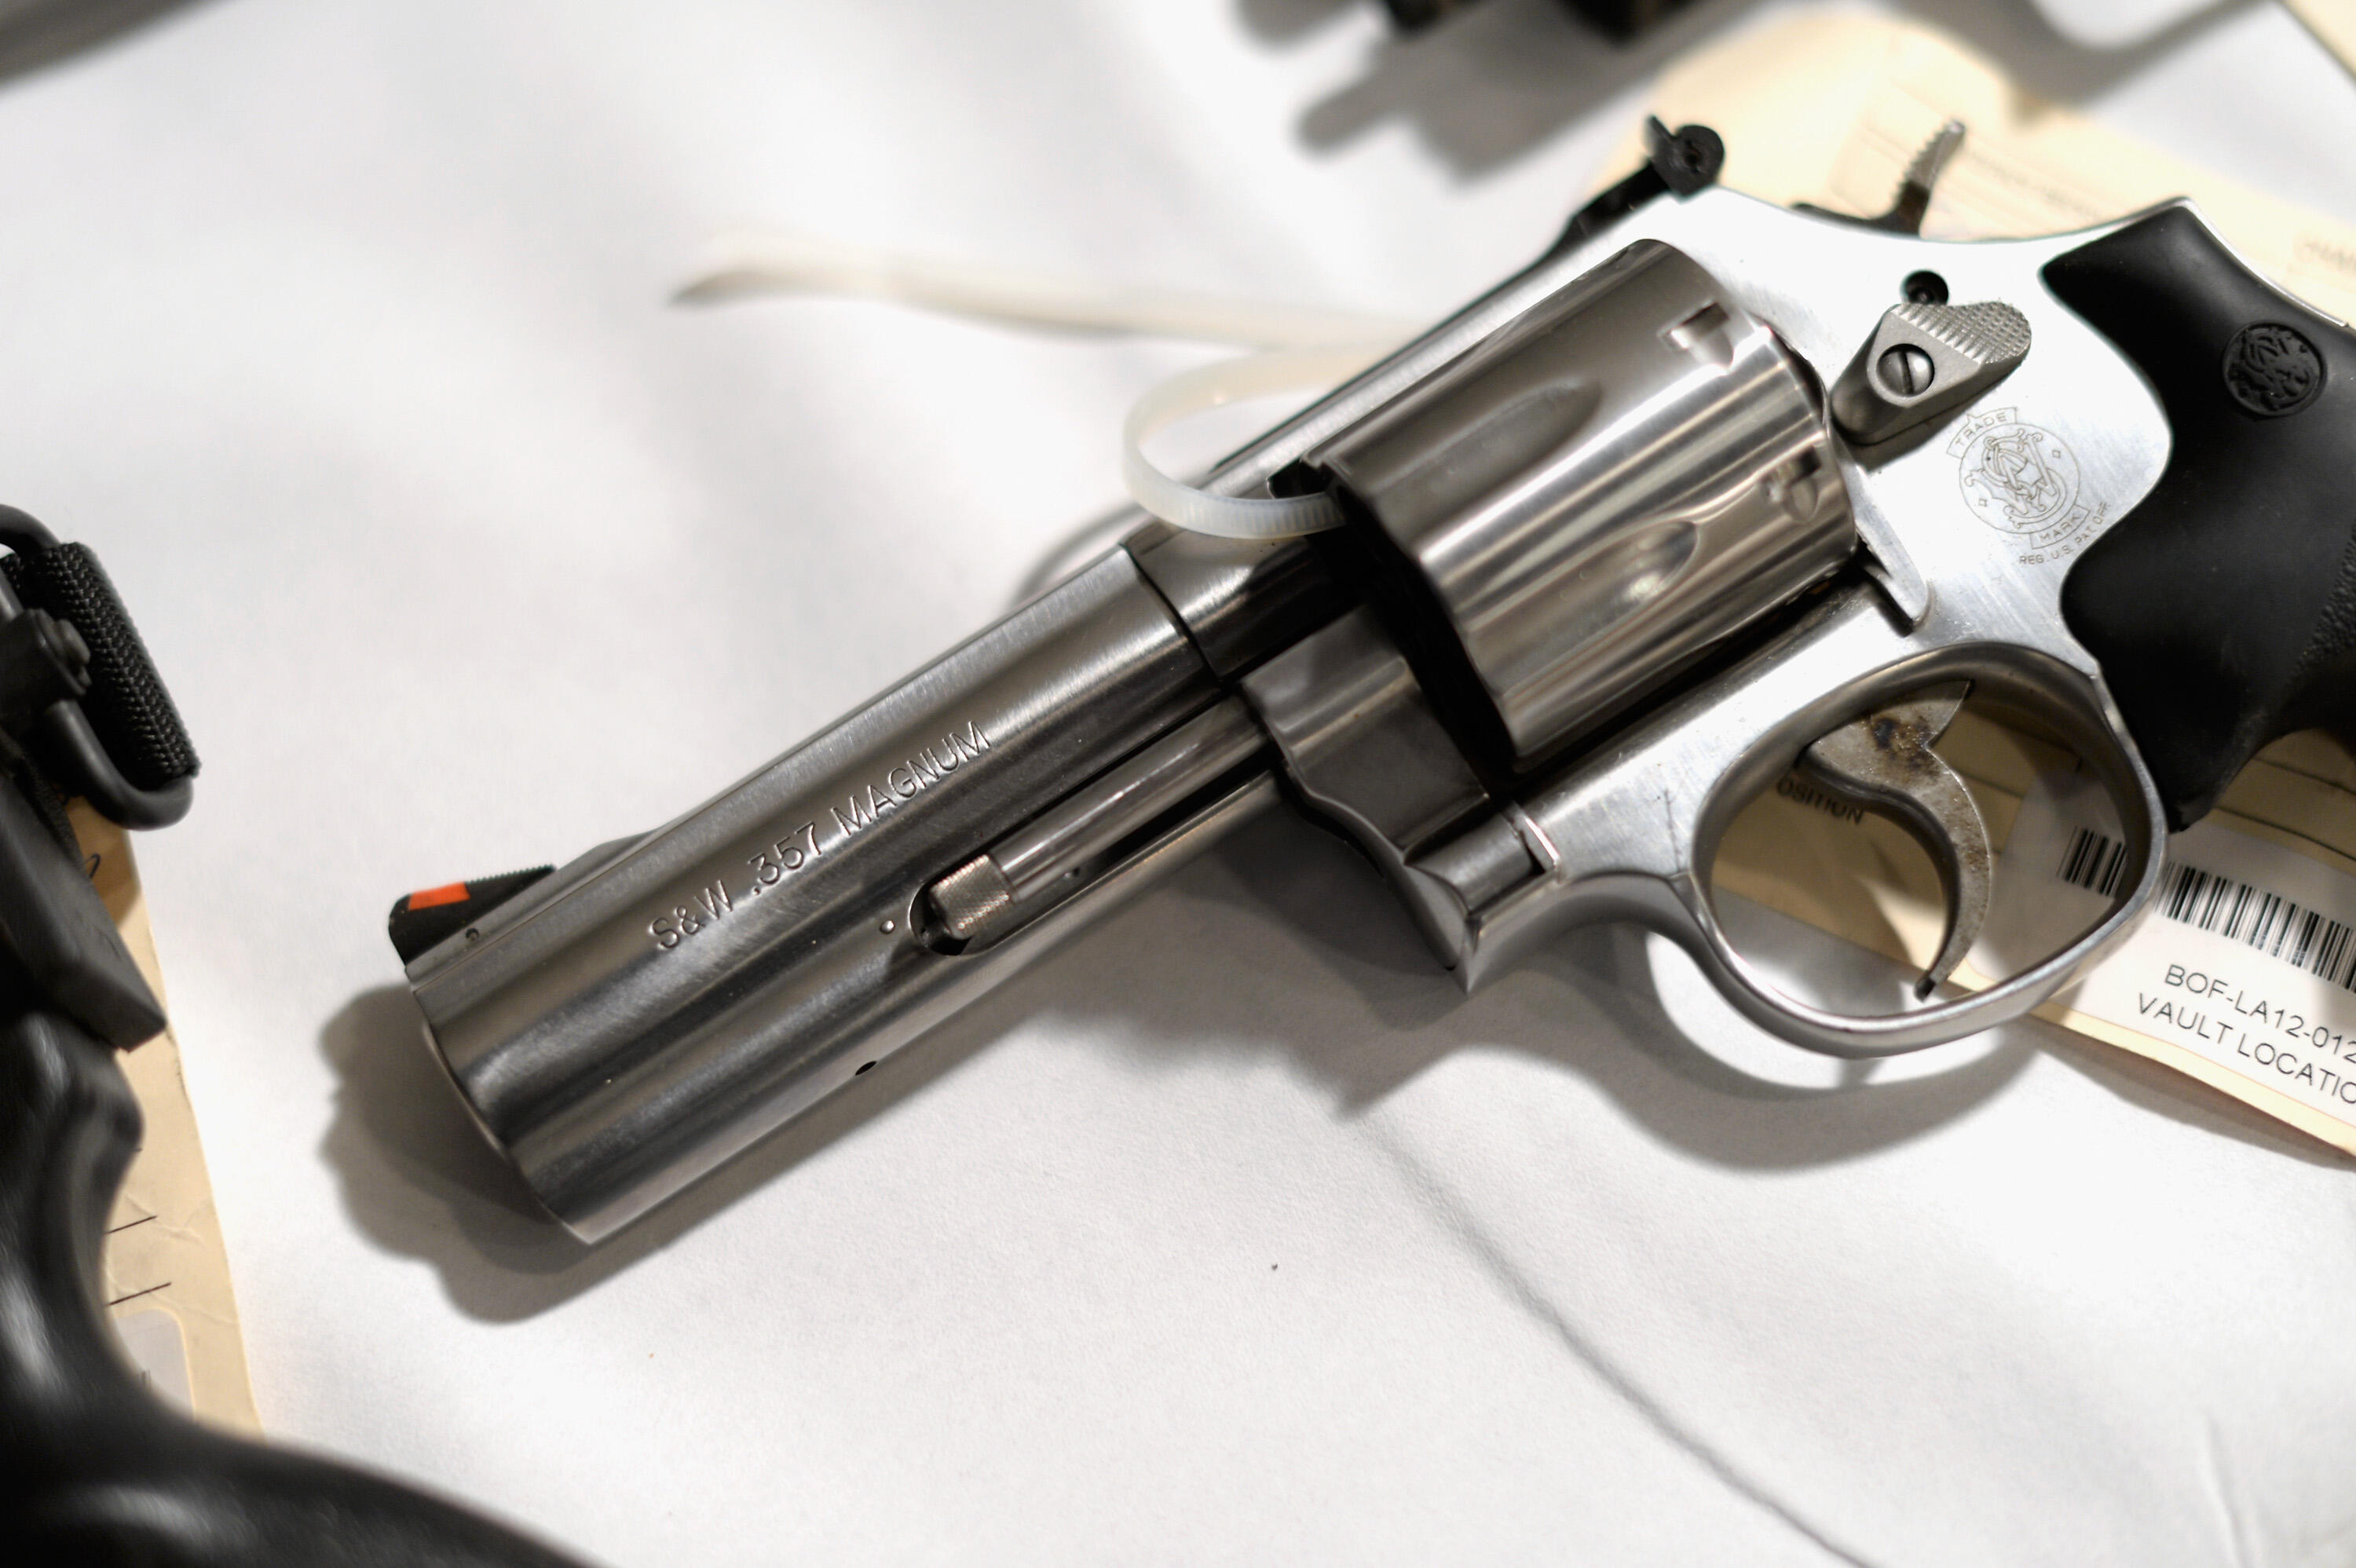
[1948,407,2103,564]
[1952,408,2078,531]
[2222,323,2323,417]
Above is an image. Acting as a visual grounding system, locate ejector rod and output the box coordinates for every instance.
[927,697,1268,945]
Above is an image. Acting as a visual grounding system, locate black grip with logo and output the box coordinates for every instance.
[2047,205,2356,831]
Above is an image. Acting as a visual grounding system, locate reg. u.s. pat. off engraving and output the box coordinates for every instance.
[1949,407,2105,565]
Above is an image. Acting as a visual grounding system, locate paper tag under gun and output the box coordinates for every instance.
[2008,774,2356,1151]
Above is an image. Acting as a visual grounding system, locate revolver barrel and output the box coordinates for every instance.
[407,550,1279,1239]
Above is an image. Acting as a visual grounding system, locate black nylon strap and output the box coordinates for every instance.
[2,542,197,790]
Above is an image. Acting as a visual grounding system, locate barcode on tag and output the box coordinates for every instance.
[2056,826,2132,898]
[2056,827,2356,989]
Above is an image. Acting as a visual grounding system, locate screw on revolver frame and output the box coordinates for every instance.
[1877,343,1937,397]
[1904,271,1950,306]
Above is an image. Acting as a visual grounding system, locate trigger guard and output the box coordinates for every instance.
[1667,884,2112,1058]
[1677,664,2170,1059]
[1451,587,2173,1062]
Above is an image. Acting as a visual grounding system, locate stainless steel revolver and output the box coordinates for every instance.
[391,123,2356,1241]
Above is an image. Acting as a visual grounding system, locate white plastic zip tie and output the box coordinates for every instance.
[679,232,1414,349]
[1121,344,1394,539]
[676,232,1411,540]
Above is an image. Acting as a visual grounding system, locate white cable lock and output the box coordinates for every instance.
[1121,344,1395,539]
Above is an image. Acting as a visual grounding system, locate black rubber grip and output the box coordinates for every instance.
[2048,206,2356,831]
[5,1003,588,1565]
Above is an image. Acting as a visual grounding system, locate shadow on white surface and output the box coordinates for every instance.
[313,801,2326,1333]
[1237,0,1360,46]
[1247,0,2259,177]
[0,0,210,82]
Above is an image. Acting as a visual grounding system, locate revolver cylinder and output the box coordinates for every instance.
[1297,240,1853,772]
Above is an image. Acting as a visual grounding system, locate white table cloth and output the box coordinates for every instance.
[11,0,2356,1561]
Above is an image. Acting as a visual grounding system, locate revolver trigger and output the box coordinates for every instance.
[1798,682,1992,1000]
